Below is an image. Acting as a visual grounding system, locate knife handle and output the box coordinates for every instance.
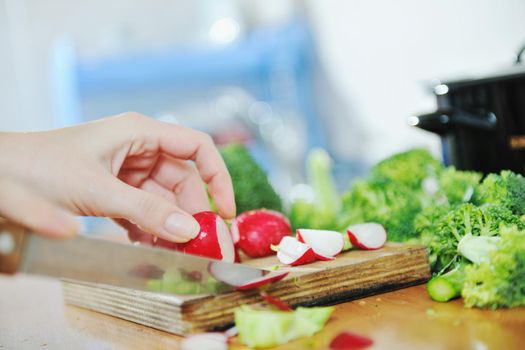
[0,219,27,274]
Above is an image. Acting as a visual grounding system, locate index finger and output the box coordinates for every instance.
[132,117,236,219]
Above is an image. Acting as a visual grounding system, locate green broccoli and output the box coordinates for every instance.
[438,167,482,205]
[289,148,340,231]
[220,143,282,214]
[426,203,524,274]
[474,170,525,216]
[462,225,525,308]
[339,179,423,242]
[370,148,442,189]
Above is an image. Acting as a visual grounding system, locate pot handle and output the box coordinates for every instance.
[516,42,525,64]
[408,108,497,135]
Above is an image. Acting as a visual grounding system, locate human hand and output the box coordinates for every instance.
[0,113,235,242]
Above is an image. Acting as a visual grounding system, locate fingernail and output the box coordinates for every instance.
[164,213,200,239]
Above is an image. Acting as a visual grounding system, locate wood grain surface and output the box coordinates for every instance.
[61,244,430,335]
[1,274,524,350]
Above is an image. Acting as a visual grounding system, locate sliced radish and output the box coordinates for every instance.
[346,223,387,250]
[260,291,293,311]
[296,229,344,260]
[180,332,228,350]
[276,236,316,266]
[329,331,374,349]
[208,261,288,290]
[232,209,292,258]
[175,211,236,262]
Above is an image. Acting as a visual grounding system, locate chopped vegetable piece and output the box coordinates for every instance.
[346,223,387,250]
[296,229,344,260]
[329,331,374,349]
[235,305,334,349]
[276,236,316,266]
[426,264,466,302]
[260,291,293,311]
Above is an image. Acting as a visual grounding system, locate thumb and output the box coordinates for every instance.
[98,177,200,243]
[0,177,80,239]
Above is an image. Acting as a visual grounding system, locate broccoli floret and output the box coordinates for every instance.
[462,226,525,308]
[438,167,482,205]
[339,180,423,242]
[289,149,340,231]
[427,203,524,274]
[474,170,525,216]
[414,203,453,267]
[220,144,282,214]
[370,149,441,189]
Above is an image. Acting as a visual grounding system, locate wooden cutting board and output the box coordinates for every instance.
[62,243,430,336]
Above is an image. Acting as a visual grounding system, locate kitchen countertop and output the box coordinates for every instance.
[1,275,524,350]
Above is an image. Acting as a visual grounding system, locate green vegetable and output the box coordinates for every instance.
[146,272,228,295]
[428,203,524,274]
[462,226,525,308]
[370,148,441,189]
[235,305,334,349]
[289,148,340,231]
[438,166,481,205]
[339,179,423,242]
[426,263,466,302]
[474,170,525,215]
[220,143,282,214]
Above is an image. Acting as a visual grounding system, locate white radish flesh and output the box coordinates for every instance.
[296,229,344,259]
[208,262,288,290]
[276,236,316,266]
[216,216,236,262]
[346,223,387,250]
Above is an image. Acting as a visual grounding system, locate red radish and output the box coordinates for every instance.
[296,229,344,260]
[156,211,235,262]
[329,331,374,349]
[232,209,292,258]
[208,261,288,290]
[346,223,387,250]
[260,291,293,311]
[180,332,228,350]
[276,236,316,266]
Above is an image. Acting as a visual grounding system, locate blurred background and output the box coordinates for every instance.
[1,0,525,231]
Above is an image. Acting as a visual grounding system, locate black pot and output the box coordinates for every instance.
[410,45,525,175]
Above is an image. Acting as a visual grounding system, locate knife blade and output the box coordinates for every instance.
[0,220,287,295]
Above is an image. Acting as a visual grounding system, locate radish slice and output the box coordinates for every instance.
[181,333,228,350]
[329,331,374,349]
[296,229,344,260]
[346,223,387,250]
[208,262,288,290]
[276,236,317,266]
[260,291,293,311]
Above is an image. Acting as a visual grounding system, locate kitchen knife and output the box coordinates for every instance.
[0,219,287,295]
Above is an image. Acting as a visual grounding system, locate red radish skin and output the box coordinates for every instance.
[260,291,293,311]
[329,331,374,349]
[155,211,235,262]
[346,223,387,250]
[276,236,317,266]
[232,209,292,258]
[208,261,288,290]
[296,229,344,260]
[234,272,288,290]
[180,332,228,350]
